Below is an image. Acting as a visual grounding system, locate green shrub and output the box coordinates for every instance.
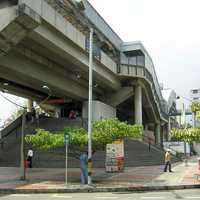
[25,118,143,152]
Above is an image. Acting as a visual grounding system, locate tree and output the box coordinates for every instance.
[25,118,143,156]
[191,101,200,123]
[191,101,200,114]
[170,127,200,144]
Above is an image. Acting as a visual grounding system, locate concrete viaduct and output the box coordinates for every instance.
[0,0,172,145]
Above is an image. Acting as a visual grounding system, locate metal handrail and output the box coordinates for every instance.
[119,64,168,120]
[0,114,23,141]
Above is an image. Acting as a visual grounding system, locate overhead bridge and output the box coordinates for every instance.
[0,0,171,145]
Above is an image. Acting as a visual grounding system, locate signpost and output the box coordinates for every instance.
[106,139,124,172]
[64,129,69,185]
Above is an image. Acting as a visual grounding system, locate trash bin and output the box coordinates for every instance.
[198,157,200,170]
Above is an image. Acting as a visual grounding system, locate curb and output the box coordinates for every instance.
[0,184,200,194]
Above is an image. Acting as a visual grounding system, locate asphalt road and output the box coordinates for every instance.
[1,189,200,200]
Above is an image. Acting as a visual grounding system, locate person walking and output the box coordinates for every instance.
[27,148,34,168]
[164,149,173,172]
[80,152,88,184]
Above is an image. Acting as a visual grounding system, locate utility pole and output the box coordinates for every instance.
[20,109,26,180]
[64,129,69,185]
[88,27,93,185]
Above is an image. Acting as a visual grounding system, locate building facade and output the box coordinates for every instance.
[190,89,200,101]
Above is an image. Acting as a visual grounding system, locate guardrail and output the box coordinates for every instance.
[85,37,117,73]
[0,114,22,140]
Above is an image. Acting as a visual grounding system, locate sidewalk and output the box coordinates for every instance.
[0,157,200,193]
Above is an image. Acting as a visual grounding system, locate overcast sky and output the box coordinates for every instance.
[88,0,200,93]
[0,0,199,120]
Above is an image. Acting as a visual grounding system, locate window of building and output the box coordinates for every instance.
[192,89,198,94]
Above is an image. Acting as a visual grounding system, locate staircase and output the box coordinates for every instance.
[124,140,165,166]
[0,114,22,167]
[21,139,173,168]
[0,116,178,168]
[0,116,86,167]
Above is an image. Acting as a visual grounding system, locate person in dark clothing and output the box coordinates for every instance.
[27,148,34,168]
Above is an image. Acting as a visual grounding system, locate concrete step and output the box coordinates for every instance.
[0,118,178,168]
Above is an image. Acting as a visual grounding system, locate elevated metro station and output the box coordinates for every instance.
[0,0,176,147]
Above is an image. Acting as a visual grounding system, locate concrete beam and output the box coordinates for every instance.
[15,44,104,95]
[0,84,44,102]
[103,87,134,107]
[30,24,121,91]
[0,51,89,100]
[17,0,120,91]
[0,64,83,100]
[0,5,40,56]
[134,84,142,124]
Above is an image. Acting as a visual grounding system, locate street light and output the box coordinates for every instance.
[176,95,194,128]
[38,85,52,107]
[176,95,193,158]
[87,27,93,185]
[20,108,26,180]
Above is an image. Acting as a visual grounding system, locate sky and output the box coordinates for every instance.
[0,0,200,120]
[0,93,25,123]
[87,0,200,107]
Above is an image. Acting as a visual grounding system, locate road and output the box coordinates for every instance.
[1,189,200,200]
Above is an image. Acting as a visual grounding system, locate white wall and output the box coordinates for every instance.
[193,142,200,155]
[82,100,116,121]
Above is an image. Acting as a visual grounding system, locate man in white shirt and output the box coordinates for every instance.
[27,148,34,168]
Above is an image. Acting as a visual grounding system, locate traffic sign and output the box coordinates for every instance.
[64,129,69,145]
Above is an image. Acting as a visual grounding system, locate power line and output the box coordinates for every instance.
[0,91,26,109]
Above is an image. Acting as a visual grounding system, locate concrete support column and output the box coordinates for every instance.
[168,116,171,136]
[160,125,164,147]
[155,123,161,145]
[145,124,148,131]
[168,116,171,140]
[134,85,142,124]
[27,99,33,112]
[55,108,61,118]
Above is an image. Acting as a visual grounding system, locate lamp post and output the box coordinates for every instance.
[176,95,194,157]
[88,27,93,185]
[37,85,52,110]
[176,96,194,128]
[20,108,26,180]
